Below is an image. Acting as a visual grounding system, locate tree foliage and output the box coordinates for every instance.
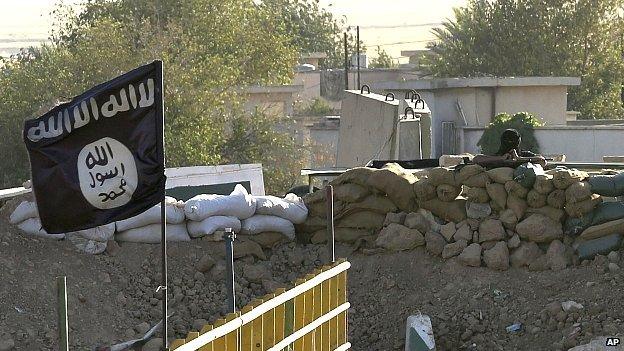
[0,0,307,194]
[369,46,395,69]
[426,0,624,119]
[477,112,543,155]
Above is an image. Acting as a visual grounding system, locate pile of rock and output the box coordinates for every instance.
[299,164,416,245]
[299,162,616,271]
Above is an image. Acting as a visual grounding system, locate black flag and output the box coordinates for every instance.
[23,61,166,234]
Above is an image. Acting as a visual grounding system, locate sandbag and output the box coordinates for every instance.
[66,234,107,255]
[462,173,491,188]
[552,168,589,190]
[333,184,370,203]
[486,182,507,209]
[514,163,544,188]
[419,198,467,223]
[255,194,308,224]
[526,190,547,208]
[365,163,417,211]
[330,167,377,187]
[564,216,593,236]
[486,167,514,184]
[184,184,256,221]
[9,201,39,224]
[241,215,295,239]
[17,218,65,240]
[311,228,372,244]
[547,189,566,209]
[533,174,554,195]
[490,199,505,213]
[187,216,242,238]
[588,172,624,197]
[303,189,325,205]
[592,201,624,225]
[565,194,601,218]
[244,232,287,248]
[579,217,624,241]
[505,180,529,199]
[343,195,398,214]
[565,181,592,204]
[437,184,461,202]
[427,167,456,186]
[507,195,527,220]
[457,164,484,183]
[115,223,191,243]
[465,187,489,203]
[413,178,437,201]
[526,206,566,223]
[296,216,326,234]
[308,200,344,217]
[116,197,185,232]
[67,222,116,242]
[336,211,386,229]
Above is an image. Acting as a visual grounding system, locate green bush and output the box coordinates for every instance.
[477,112,543,155]
[297,98,334,116]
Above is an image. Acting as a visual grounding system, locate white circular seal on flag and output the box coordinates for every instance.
[77,137,138,209]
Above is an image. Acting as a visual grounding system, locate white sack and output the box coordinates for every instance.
[187,216,241,238]
[66,234,107,255]
[66,222,116,242]
[116,197,185,231]
[17,218,65,240]
[184,184,256,221]
[115,223,190,243]
[240,215,295,240]
[254,193,308,224]
[9,201,38,224]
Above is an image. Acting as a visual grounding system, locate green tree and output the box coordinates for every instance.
[426,0,624,119]
[369,46,395,69]
[0,0,304,194]
[260,0,363,68]
[477,112,543,155]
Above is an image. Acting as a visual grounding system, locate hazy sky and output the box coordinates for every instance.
[0,0,467,61]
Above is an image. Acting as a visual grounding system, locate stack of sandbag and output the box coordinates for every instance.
[416,167,467,223]
[299,164,410,244]
[238,193,308,248]
[64,222,116,254]
[184,185,255,239]
[116,196,189,243]
[9,200,64,240]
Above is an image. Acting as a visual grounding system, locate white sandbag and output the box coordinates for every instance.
[17,218,65,240]
[241,215,295,240]
[187,216,241,238]
[184,184,256,221]
[9,201,38,224]
[66,234,107,255]
[66,222,116,242]
[115,223,191,243]
[254,193,308,224]
[116,197,185,231]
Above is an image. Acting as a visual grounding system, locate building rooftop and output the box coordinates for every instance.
[300,52,328,59]
[373,76,581,90]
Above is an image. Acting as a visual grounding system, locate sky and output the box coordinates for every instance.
[0,0,467,61]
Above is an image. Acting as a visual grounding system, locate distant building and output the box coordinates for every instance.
[299,52,327,68]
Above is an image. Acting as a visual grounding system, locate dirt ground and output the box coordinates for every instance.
[1,205,623,351]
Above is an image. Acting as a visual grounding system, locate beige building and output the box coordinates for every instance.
[373,77,581,156]
[243,85,303,116]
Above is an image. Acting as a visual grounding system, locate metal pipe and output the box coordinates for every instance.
[160,198,168,351]
[326,185,335,263]
[57,276,69,351]
[224,228,236,313]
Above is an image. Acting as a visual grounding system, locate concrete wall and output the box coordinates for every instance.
[495,86,568,125]
[459,126,624,162]
[337,91,399,167]
[293,72,321,103]
[244,91,296,116]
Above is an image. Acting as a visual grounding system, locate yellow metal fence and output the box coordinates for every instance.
[169,259,351,351]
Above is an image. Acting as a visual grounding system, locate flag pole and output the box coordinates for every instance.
[157,60,168,351]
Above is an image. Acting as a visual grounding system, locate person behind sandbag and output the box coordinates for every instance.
[473,129,547,168]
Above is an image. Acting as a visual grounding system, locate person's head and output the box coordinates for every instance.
[496,129,521,155]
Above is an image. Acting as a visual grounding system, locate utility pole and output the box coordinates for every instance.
[344,32,349,90]
[356,26,361,89]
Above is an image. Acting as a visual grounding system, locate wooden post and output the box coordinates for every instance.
[57,276,69,351]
